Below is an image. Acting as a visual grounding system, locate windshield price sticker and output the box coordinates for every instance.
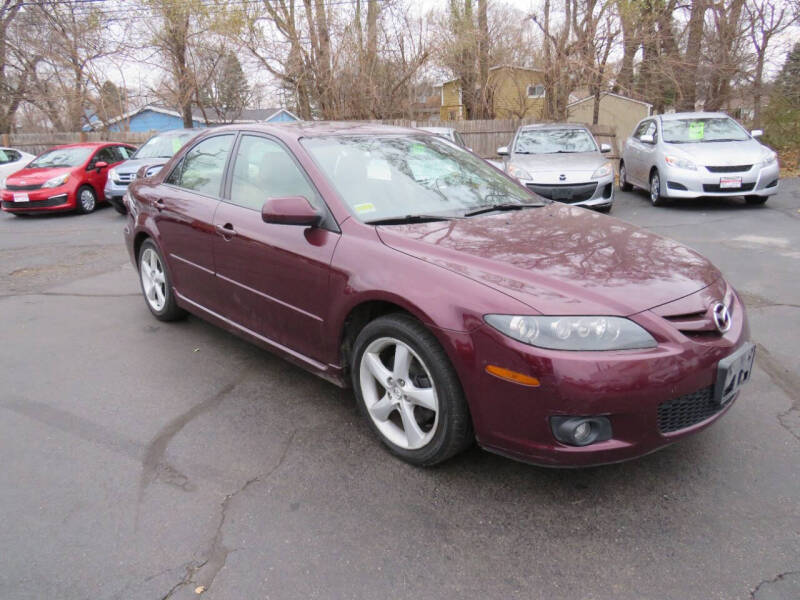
[354,202,376,214]
[688,122,705,140]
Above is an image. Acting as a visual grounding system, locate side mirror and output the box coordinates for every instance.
[262,196,321,227]
[95,161,108,172]
[600,143,612,153]
[497,146,509,156]
[751,129,763,138]
[639,134,654,144]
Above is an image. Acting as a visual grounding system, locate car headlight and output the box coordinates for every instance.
[507,163,533,181]
[664,155,697,170]
[484,315,657,351]
[757,149,777,167]
[591,161,613,179]
[42,173,70,188]
[108,168,118,182]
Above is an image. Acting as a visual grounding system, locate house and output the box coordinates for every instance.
[567,92,652,153]
[103,104,300,132]
[440,65,547,121]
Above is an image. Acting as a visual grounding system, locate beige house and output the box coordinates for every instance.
[567,92,652,154]
[440,66,547,121]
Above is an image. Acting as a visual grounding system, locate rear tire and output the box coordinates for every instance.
[76,185,97,214]
[351,313,473,466]
[745,195,768,205]
[619,161,632,192]
[138,239,186,322]
[110,197,127,215]
[649,169,667,206]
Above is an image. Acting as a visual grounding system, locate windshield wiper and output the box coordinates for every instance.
[365,214,457,226]
[463,202,544,217]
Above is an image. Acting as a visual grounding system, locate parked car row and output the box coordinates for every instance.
[0,130,199,216]
[491,111,780,212]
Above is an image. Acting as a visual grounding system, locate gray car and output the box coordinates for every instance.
[620,111,780,206]
[497,124,615,212]
[419,126,469,149]
[105,129,198,214]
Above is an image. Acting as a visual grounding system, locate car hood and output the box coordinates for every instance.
[6,166,73,185]
[114,157,170,174]
[663,138,765,165]
[376,204,721,316]
[510,151,607,183]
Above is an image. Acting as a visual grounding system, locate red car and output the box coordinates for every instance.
[1,142,136,215]
[124,123,754,467]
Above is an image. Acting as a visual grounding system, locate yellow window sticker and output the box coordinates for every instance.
[354,202,376,214]
[688,121,704,140]
[172,138,183,153]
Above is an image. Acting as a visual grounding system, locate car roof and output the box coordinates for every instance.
[419,127,454,134]
[204,121,423,141]
[518,123,590,131]
[659,112,730,121]
[46,141,132,150]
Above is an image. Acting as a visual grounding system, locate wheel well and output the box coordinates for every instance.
[649,166,659,178]
[133,232,150,263]
[339,300,412,382]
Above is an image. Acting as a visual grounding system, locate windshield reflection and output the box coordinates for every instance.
[303,135,542,223]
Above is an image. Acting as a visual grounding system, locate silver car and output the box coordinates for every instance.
[104,129,197,214]
[620,112,780,206]
[497,124,615,212]
[419,126,469,149]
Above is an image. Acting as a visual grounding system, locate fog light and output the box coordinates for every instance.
[550,416,612,447]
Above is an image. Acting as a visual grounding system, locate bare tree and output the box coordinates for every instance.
[0,0,28,133]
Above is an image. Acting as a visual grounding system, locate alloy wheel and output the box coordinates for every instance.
[650,172,661,204]
[80,188,96,212]
[359,337,439,450]
[140,247,167,312]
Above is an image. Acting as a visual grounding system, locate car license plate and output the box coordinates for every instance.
[714,342,755,406]
[719,177,742,189]
[13,193,29,203]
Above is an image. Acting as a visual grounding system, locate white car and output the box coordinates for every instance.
[619,112,780,206]
[0,147,35,188]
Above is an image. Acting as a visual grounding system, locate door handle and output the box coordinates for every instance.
[215,223,237,239]
[154,198,165,211]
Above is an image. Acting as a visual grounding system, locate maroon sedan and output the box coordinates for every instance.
[123,122,754,467]
[1,142,135,215]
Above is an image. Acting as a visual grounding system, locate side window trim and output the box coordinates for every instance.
[162,132,238,199]
[223,131,339,233]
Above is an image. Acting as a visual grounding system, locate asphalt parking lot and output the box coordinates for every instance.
[1,181,798,600]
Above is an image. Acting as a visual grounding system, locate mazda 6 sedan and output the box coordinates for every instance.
[123,122,754,467]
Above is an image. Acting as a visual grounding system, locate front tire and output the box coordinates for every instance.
[351,313,473,466]
[76,185,97,214]
[745,195,768,205]
[138,240,186,321]
[619,161,632,192]
[649,169,667,206]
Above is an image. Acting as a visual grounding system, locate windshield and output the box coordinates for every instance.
[661,117,749,143]
[28,147,92,168]
[133,132,195,159]
[514,129,597,154]
[302,135,541,223]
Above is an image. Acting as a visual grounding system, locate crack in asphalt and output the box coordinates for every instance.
[751,570,800,599]
[755,343,800,443]
[160,430,297,598]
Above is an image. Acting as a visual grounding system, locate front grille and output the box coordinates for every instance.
[706,165,752,173]
[6,183,42,191]
[1,194,68,209]
[657,386,721,433]
[115,173,136,183]
[703,182,755,193]
[526,182,597,203]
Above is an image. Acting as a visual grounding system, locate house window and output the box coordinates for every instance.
[527,84,546,99]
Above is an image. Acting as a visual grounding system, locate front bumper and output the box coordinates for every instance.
[521,174,615,208]
[104,178,129,201]
[444,288,750,467]
[662,162,779,198]
[0,186,74,212]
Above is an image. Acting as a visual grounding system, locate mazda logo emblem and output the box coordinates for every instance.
[559,174,566,181]
[712,302,731,333]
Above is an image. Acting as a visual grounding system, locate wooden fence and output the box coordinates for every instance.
[3,119,617,160]
[374,118,618,159]
[1,131,154,155]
